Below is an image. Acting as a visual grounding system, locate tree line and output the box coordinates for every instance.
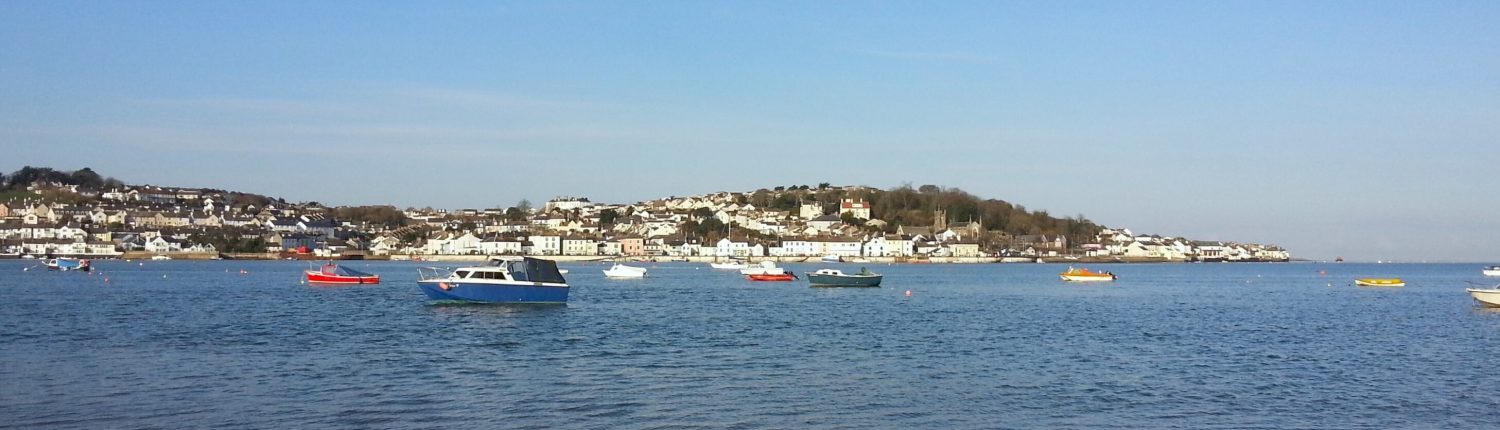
[745,183,1103,246]
[2,166,125,191]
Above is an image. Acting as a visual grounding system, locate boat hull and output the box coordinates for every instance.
[1467,289,1500,307]
[805,273,881,287]
[1355,279,1405,287]
[747,274,796,282]
[416,280,568,303]
[1484,269,1500,277]
[1060,275,1114,282]
[305,271,379,284]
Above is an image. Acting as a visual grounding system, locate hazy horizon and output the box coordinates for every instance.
[3,2,1497,262]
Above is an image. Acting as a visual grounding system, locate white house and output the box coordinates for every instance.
[839,198,871,220]
[479,236,524,255]
[562,237,598,256]
[528,235,561,256]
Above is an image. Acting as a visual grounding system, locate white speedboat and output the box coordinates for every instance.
[1468,287,1500,307]
[740,260,785,276]
[1484,266,1500,277]
[603,263,647,278]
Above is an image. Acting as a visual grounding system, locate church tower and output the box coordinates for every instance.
[933,209,947,230]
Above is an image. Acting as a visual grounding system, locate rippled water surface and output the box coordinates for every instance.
[4,260,1500,428]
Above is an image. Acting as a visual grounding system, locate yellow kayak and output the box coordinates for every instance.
[1355,278,1405,287]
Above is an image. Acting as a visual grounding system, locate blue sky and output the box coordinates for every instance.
[3,1,1497,261]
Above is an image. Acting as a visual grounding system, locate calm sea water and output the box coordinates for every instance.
[3,260,1500,429]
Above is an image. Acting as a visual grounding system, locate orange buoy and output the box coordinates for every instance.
[904,290,912,297]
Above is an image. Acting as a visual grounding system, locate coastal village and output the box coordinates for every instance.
[0,170,1290,263]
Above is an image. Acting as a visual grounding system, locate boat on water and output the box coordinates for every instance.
[1060,267,1116,282]
[150,255,172,261]
[45,258,91,272]
[1355,278,1405,287]
[305,262,380,284]
[740,260,785,276]
[747,273,797,282]
[806,267,882,287]
[603,263,647,278]
[20,254,36,260]
[820,255,843,263]
[1484,266,1500,277]
[710,258,748,270]
[415,256,569,303]
[1467,286,1500,307]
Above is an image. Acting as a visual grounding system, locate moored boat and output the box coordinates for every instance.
[820,255,842,263]
[603,263,647,278]
[150,255,172,261]
[1467,287,1500,307]
[1484,266,1500,277]
[747,273,797,282]
[710,259,748,270]
[805,268,882,287]
[740,260,785,275]
[1355,278,1405,287]
[415,256,569,303]
[44,258,91,272]
[305,262,380,284]
[1060,266,1115,282]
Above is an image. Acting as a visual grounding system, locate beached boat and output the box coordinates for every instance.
[1467,286,1500,307]
[603,263,647,278]
[1355,278,1405,287]
[45,258,91,272]
[820,255,842,263]
[415,256,569,303]
[305,262,380,284]
[1060,267,1116,282]
[740,260,785,275]
[747,273,797,282]
[805,268,882,287]
[150,255,172,261]
[1484,266,1500,277]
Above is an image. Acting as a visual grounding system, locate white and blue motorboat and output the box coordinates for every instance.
[416,256,569,304]
[45,258,91,272]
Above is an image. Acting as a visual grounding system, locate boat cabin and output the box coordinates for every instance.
[439,256,567,284]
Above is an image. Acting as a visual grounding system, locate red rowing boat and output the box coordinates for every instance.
[305,263,380,284]
[747,273,797,282]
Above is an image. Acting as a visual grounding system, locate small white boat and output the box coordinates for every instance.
[150,255,172,261]
[20,254,36,260]
[603,263,647,278]
[740,260,785,276]
[1467,287,1500,307]
[820,255,842,263]
[1060,267,1116,282]
[710,260,747,270]
[1484,266,1500,277]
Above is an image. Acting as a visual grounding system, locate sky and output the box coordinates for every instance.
[2,1,1497,262]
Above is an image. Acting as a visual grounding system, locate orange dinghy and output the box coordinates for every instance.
[747,273,797,282]
[1060,267,1116,282]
